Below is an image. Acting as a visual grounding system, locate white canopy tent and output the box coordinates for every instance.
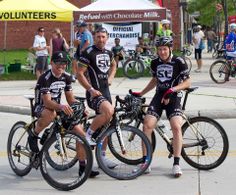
[77,0,170,23]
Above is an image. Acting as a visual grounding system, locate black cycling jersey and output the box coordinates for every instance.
[79,45,114,94]
[150,55,189,93]
[35,69,72,108]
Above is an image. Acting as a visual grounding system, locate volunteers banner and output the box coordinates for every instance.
[102,23,142,50]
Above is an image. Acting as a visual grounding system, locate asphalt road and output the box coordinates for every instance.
[0,112,235,195]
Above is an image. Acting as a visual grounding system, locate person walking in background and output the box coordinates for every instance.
[33,27,50,80]
[111,37,124,67]
[79,21,93,54]
[205,27,217,53]
[71,21,83,82]
[49,28,69,57]
[193,25,205,73]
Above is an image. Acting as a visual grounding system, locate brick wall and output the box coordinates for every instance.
[0,0,181,50]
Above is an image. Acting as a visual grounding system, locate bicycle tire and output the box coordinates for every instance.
[108,130,156,165]
[181,116,229,170]
[183,56,192,72]
[123,58,145,79]
[44,135,78,171]
[7,121,32,176]
[40,132,93,191]
[96,125,152,180]
[209,60,230,84]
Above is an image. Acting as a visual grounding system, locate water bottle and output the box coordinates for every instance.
[40,128,50,145]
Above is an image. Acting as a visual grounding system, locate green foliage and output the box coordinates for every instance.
[188,0,235,26]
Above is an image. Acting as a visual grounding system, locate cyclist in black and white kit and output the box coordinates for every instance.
[28,51,99,177]
[77,27,118,169]
[133,37,191,177]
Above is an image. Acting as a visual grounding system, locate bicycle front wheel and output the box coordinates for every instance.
[7,121,32,176]
[40,132,93,191]
[123,59,145,79]
[96,125,152,180]
[209,60,230,84]
[181,116,229,170]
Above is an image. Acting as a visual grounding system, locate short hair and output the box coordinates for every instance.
[38,27,44,32]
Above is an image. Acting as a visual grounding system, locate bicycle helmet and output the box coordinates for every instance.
[155,36,173,47]
[61,101,85,129]
[229,23,236,30]
[161,19,171,25]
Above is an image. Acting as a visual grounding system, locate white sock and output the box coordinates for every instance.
[86,127,94,137]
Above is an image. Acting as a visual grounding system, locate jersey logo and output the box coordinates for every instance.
[96,54,110,73]
[157,64,173,82]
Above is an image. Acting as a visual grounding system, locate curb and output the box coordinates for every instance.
[1,104,236,119]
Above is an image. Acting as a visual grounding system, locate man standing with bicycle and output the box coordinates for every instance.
[28,51,99,177]
[77,27,118,169]
[133,36,191,177]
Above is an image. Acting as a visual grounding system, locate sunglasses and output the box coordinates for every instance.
[39,30,45,32]
[95,27,108,34]
[54,61,67,65]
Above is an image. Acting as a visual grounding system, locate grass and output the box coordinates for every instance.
[0,71,36,81]
[0,49,28,65]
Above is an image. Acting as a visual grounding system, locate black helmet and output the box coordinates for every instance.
[61,101,85,129]
[156,36,173,47]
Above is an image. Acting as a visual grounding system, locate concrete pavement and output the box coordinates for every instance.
[0,51,236,118]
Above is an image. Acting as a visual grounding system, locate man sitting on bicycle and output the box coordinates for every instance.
[133,36,191,177]
[111,37,125,67]
[225,23,236,62]
[28,51,99,177]
[136,36,150,55]
[77,27,118,169]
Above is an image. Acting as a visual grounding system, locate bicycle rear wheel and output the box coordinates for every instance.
[209,60,230,84]
[183,56,192,72]
[40,132,93,191]
[181,116,229,170]
[7,121,32,176]
[123,59,145,79]
[96,125,152,180]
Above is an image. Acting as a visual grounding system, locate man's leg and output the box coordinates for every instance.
[169,116,183,177]
[28,109,56,153]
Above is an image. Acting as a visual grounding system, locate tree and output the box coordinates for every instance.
[188,0,235,27]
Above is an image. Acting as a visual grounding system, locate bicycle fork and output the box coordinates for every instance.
[115,124,126,155]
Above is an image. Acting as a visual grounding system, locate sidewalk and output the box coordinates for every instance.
[0,51,236,118]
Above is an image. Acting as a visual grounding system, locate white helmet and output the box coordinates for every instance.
[161,19,171,25]
[197,25,202,29]
[229,23,236,30]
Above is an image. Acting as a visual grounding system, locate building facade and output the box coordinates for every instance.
[0,0,182,50]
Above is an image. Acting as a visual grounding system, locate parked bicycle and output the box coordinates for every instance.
[122,51,156,79]
[212,42,226,59]
[180,45,192,72]
[7,95,93,191]
[209,57,236,83]
[114,88,229,170]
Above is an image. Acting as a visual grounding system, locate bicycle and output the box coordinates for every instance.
[113,88,229,170]
[80,94,153,180]
[209,57,236,83]
[212,42,226,59]
[180,45,192,72]
[122,51,156,79]
[7,95,93,191]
